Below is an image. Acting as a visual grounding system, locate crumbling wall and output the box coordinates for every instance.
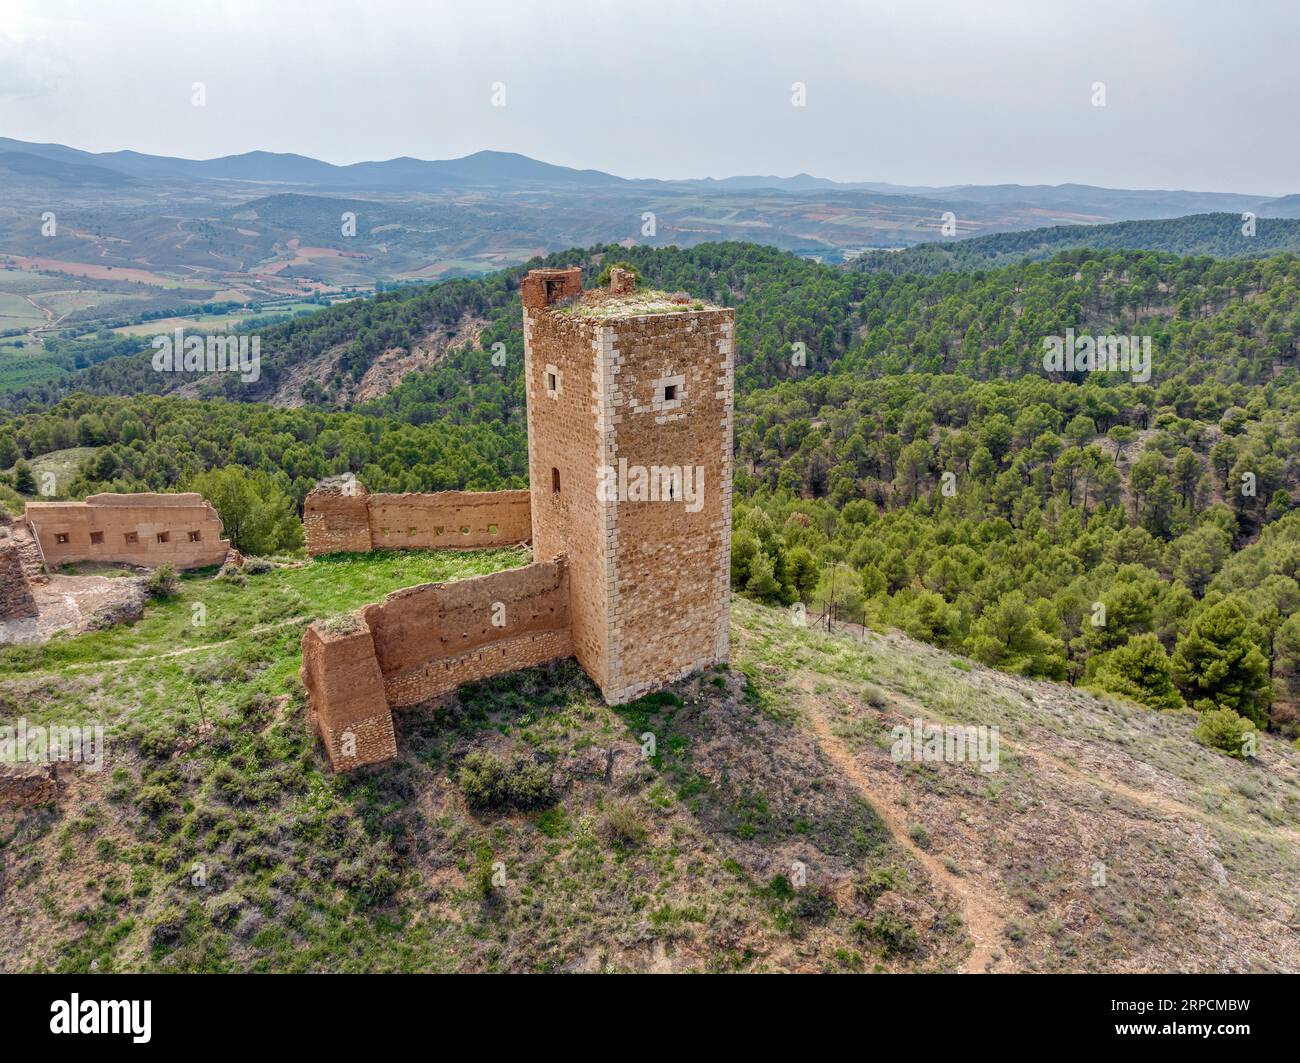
[301,619,398,772]
[303,486,531,556]
[0,763,56,807]
[302,557,572,771]
[0,540,38,621]
[25,493,230,570]
[365,556,572,706]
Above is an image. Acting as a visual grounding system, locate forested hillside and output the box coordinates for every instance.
[850,213,1300,274]
[6,241,1300,736]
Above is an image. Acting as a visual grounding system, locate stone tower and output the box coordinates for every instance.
[522,266,734,704]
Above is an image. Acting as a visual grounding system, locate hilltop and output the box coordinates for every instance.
[2,550,1296,973]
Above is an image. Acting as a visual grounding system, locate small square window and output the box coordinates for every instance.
[664,384,677,402]
[434,525,445,536]
[460,526,470,535]
[90,531,104,545]
[543,363,561,398]
[488,523,498,535]
[55,532,70,545]
[124,532,139,545]
[156,532,170,544]
[188,530,201,543]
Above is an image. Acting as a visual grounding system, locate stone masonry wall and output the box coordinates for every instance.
[302,558,572,771]
[302,268,734,772]
[601,310,734,702]
[300,620,398,772]
[523,284,734,704]
[524,308,612,692]
[0,540,38,620]
[25,493,230,570]
[0,763,57,808]
[363,557,571,706]
[304,486,531,556]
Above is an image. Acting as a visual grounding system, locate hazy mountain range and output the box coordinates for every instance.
[1,136,1296,304]
[1,137,1289,215]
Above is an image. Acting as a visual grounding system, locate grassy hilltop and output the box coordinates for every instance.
[2,549,1297,973]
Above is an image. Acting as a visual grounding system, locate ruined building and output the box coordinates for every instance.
[302,267,735,771]
[24,493,231,569]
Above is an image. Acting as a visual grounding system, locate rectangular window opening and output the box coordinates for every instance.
[188,530,201,543]
[90,531,104,545]
[551,467,561,494]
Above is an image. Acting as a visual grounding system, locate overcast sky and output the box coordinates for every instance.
[1,0,1295,195]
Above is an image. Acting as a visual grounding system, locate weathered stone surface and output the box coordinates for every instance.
[25,493,230,570]
[365,557,572,706]
[300,620,397,771]
[0,763,56,807]
[0,541,37,621]
[303,487,531,556]
[524,279,733,704]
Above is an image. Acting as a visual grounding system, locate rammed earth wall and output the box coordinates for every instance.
[301,558,572,770]
[303,487,531,556]
[24,493,230,570]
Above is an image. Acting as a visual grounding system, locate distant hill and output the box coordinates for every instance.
[0,150,135,189]
[0,138,626,191]
[850,212,1300,274]
[0,137,1286,212]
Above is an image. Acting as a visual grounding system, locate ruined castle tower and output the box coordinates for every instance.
[521,266,734,704]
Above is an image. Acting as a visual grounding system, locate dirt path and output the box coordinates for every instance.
[798,690,1010,973]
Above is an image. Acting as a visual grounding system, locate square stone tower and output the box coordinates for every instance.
[522,266,734,704]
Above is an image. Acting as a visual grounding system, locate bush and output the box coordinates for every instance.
[860,912,919,957]
[458,751,555,811]
[1193,706,1257,759]
[599,802,646,847]
[595,261,642,288]
[145,563,179,599]
[243,556,275,575]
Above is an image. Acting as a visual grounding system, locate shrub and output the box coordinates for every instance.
[243,557,275,575]
[860,912,919,957]
[135,783,178,818]
[145,563,179,599]
[217,562,245,585]
[1193,706,1257,759]
[595,261,642,288]
[458,751,555,811]
[599,802,646,847]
